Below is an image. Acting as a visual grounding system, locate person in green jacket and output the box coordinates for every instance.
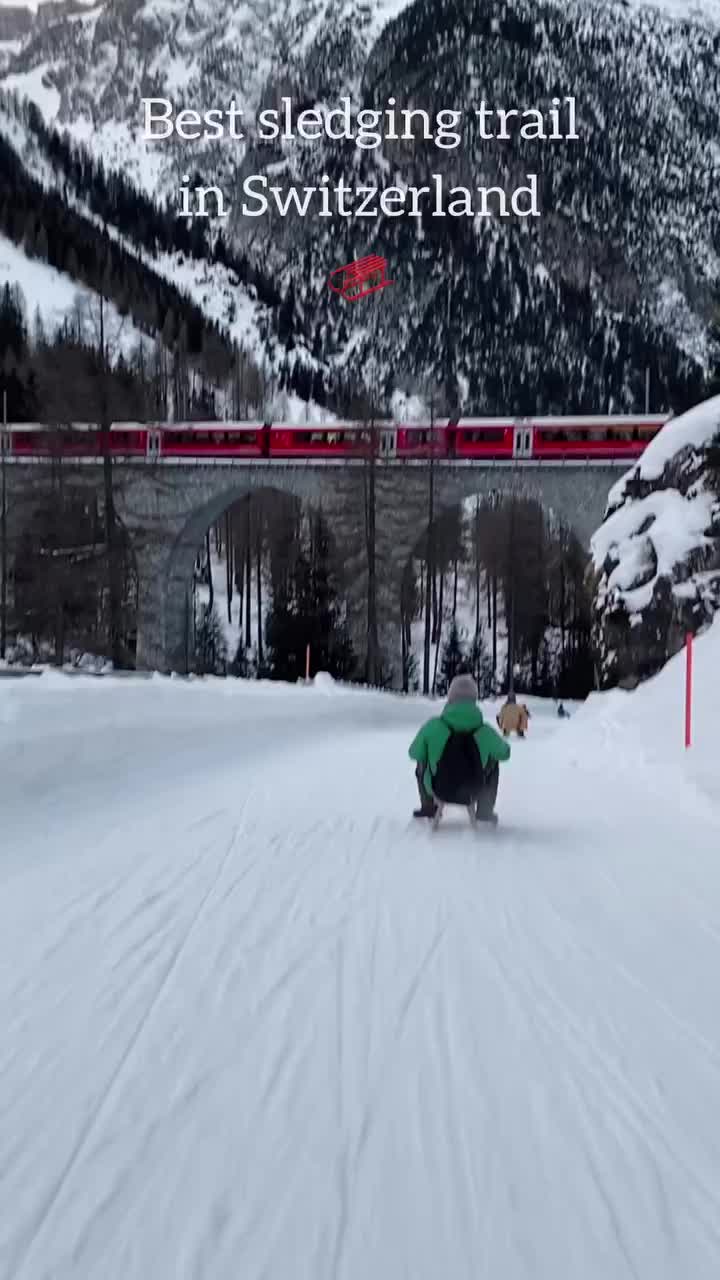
[409,672,511,820]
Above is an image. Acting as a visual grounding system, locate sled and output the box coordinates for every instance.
[432,802,498,831]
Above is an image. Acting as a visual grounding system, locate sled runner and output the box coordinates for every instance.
[431,802,499,831]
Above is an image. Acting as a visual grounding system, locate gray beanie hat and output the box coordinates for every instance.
[446,673,478,704]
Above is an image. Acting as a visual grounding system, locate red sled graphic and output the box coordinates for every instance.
[328,255,393,301]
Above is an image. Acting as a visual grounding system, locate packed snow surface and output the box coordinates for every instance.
[3,628,720,1278]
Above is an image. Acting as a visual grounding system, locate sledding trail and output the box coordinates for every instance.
[2,670,720,1280]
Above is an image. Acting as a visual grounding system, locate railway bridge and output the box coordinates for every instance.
[3,456,620,675]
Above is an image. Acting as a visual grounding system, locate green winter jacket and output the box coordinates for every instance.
[409,700,511,796]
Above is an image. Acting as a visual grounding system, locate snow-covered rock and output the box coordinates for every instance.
[590,395,720,688]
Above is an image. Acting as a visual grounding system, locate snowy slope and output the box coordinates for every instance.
[0,231,149,356]
[3,629,720,1279]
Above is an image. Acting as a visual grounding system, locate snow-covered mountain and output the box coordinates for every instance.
[1,0,719,413]
[0,228,152,352]
[590,394,720,687]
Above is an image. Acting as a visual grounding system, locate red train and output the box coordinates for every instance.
[2,415,671,462]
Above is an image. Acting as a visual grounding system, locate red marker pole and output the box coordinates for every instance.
[306,644,311,682]
[685,632,693,749]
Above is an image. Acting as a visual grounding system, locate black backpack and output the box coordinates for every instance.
[431,730,484,805]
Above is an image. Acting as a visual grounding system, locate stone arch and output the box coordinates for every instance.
[165,483,313,673]
[113,465,341,673]
[432,464,612,550]
[384,465,612,690]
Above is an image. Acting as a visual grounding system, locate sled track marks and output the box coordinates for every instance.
[9,809,248,1280]
[330,911,449,1280]
[484,897,720,1260]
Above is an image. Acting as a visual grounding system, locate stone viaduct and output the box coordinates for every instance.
[3,457,620,676]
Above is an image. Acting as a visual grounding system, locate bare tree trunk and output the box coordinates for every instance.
[100,295,123,669]
[492,575,498,679]
[55,600,65,667]
[432,573,444,695]
[245,501,252,649]
[560,553,566,665]
[453,558,458,617]
[225,513,233,625]
[1,393,7,660]
[364,423,379,685]
[422,429,435,696]
[205,530,214,612]
[256,513,263,667]
[432,568,439,643]
[401,602,408,693]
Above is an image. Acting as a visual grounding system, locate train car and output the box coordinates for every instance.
[269,423,398,459]
[395,423,449,458]
[5,423,104,458]
[531,414,669,460]
[5,423,151,458]
[108,424,149,457]
[153,422,266,460]
[453,419,519,460]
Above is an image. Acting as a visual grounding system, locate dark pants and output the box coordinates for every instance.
[415,760,499,817]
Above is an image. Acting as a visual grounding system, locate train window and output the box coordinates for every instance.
[464,429,503,443]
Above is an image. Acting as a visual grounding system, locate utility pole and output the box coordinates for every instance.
[1,388,7,660]
[422,394,435,695]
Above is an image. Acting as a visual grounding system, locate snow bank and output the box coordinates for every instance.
[559,611,720,810]
[311,671,336,692]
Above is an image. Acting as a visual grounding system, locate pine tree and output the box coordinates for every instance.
[265,514,356,684]
[229,636,253,678]
[469,629,494,697]
[437,619,466,695]
[195,602,228,675]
